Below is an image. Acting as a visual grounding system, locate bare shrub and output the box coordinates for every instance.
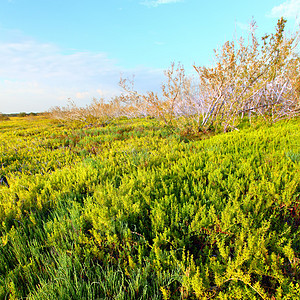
[120,18,299,133]
[49,97,125,125]
[193,18,300,131]
[48,99,84,121]
[50,18,299,133]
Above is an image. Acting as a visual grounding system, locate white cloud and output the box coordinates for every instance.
[236,21,251,32]
[75,92,91,99]
[141,0,183,8]
[268,0,300,20]
[0,36,163,113]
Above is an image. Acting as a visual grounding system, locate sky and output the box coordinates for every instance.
[0,0,299,113]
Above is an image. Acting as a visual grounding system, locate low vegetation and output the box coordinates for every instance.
[0,115,299,299]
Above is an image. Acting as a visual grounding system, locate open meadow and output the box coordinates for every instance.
[0,115,299,299]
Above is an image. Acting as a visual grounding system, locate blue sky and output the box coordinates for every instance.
[0,0,299,113]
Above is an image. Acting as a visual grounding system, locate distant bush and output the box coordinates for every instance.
[48,98,125,126]
[18,112,27,117]
[0,113,10,121]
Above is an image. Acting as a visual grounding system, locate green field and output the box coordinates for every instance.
[0,116,299,299]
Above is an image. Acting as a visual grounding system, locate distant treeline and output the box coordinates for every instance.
[0,112,45,119]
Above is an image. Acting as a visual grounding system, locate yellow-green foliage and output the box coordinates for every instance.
[0,116,299,299]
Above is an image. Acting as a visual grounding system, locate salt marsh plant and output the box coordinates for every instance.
[0,115,299,299]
